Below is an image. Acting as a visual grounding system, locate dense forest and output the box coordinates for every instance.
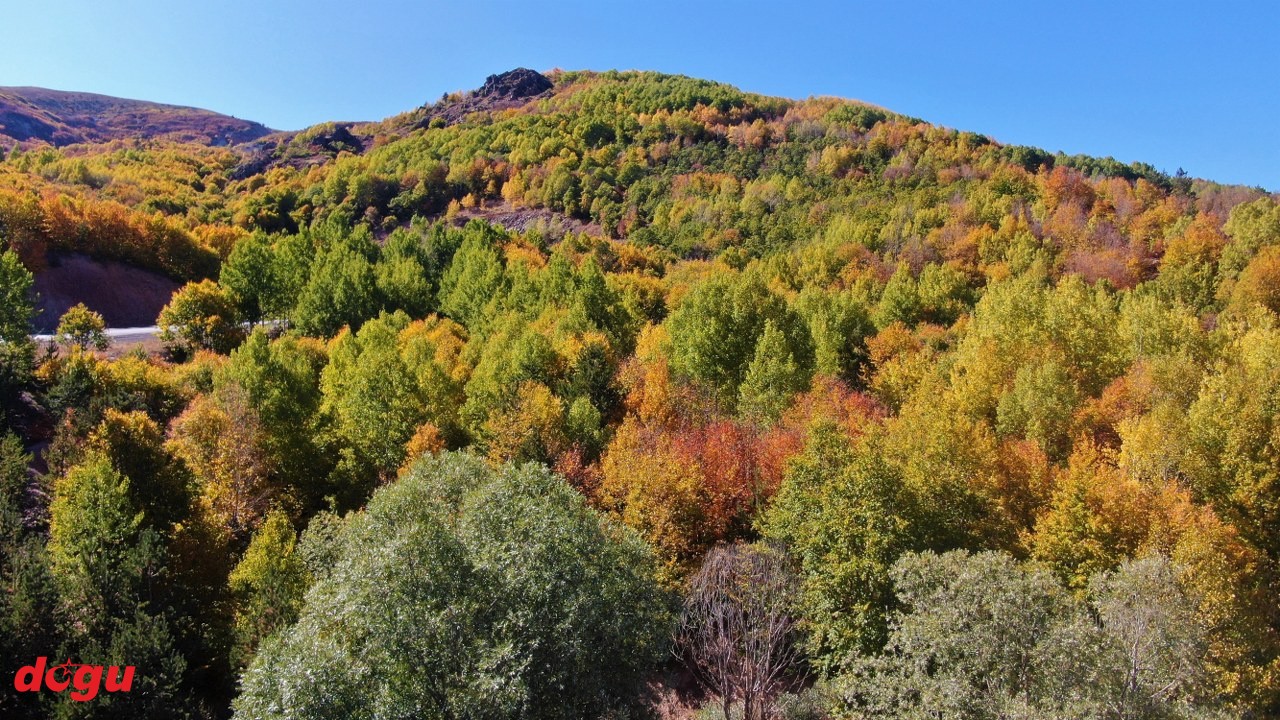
[2,68,1280,719]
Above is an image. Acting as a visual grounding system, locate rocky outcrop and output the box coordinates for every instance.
[416,68,554,128]
[477,68,554,100]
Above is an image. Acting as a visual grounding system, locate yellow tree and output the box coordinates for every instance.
[168,386,278,539]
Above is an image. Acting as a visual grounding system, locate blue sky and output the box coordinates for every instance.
[3,1,1277,189]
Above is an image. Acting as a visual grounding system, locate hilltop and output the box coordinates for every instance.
[0,86,274,148]
[0,67,1270,330]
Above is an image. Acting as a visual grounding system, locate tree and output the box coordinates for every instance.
[219,232,278,323]
[1226,245,1280,317]
[762,422,918,671]
[0,249,35,422]
[88,409,193,531]
[793,288,874,383]
[1089,556,1213,718]
[916,262,974,326]
[1220,197,1280,281]
[375,227,439,319]
[157,279,245,355]
[666,273,810,408]
[1030,443,1149,591]
[873,262,921,329]
[995,358,1080,461]
[437,223,506,330]
[46,454,191,718]
[291,242,379,338]
[0,248,34,344]
[319,312,430,482]
[841,551,1219,720]
[55,302,110,351]
[481,380,567,464]
[1183,321,1280,567]
[460,312,557,437]
[598,415,713,578]
[167,386,277,538]
[842,550,1080,719]
[228,510,308,667]
[220,329,331,509]
[676,543,803,720]
[0,434,62,720]
[234,452,672,720]
[738,320,808,424]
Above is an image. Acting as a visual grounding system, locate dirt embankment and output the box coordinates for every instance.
[30,253,180,333]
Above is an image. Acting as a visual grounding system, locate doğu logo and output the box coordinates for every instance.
[13,657,134,702]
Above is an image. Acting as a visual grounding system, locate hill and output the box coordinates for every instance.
[0,86,274,148]
[3,68,1280,719]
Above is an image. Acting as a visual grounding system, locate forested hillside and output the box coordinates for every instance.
[2,68,1279,719]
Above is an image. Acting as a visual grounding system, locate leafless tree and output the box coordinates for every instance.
[675,543,803,720]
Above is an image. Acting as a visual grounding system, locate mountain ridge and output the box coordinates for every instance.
[0,85,275,148]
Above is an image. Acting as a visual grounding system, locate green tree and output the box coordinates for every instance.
[219,232,278,323]
[228,510,309,667]
[916,262,974,326]
[762,422,918,672]
[55,302,109,351]
[460,312,558,438]
[374,227,439,319]
[0,249,35,423]
[46,455,190,719]
[234,452,672,720]
[0,248,33,343]
[995,358,1080,461]
[319,312,426,480]
[375,251,434,318]
[738,319,808,423]
[1088,556,1214,719]
[292,242,380,338]
[0,435,62,720]
[437,223,507,330]
[667,273,810,407]
[1183,321,1280,573]
[842,551,1218,720]
[1220,197,1280,282]
[793,287,874,382]
[842,550,1080,719]
[220,329,331,507]
[873,262,921,329]
[569,256,633,349]
[158,279,245,355]
[88,409,193,531]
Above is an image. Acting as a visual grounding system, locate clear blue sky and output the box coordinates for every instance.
[3,1,1277,189]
